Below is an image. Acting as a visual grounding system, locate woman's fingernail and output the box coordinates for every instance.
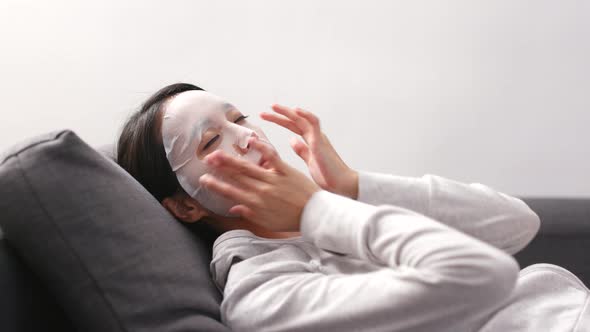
[200,174,210,184]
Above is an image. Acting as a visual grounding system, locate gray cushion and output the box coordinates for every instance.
[0,130,229,332]
[95,143,117,162]
[0,236,76,331]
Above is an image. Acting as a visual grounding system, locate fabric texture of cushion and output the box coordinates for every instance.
[0,130,229,332]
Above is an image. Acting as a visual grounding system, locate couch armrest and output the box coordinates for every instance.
[522,198,590,234]
[515,198,590,285]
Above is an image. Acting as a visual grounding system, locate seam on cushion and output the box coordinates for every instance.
[15,154,128,332]
[0,130,70,166]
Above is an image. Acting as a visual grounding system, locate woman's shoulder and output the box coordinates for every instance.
[213,229,302,250]
[213,229,258,248]
[210,229,308,292]
[212,229,307,268]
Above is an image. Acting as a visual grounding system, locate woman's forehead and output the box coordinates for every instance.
[166,91,236,124]
[169,90,232,112]
[164,90,240,144]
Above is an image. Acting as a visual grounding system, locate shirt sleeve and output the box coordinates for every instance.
[220,191,520,332]
[356,171,540,255]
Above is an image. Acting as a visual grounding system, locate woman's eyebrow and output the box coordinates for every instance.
[224,106,242,120]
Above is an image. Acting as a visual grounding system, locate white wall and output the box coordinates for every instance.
[1,0,588,196]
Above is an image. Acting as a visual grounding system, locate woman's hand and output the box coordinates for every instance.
[261,105,358,199]
[199,137,320,232]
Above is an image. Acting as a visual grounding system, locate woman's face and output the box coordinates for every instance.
[161,90,276,216]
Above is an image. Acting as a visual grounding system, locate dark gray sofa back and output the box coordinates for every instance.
[516,198,590,284]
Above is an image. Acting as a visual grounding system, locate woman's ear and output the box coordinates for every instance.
[161,192,209,223]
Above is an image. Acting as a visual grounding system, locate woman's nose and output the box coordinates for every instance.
[233,132,259,155]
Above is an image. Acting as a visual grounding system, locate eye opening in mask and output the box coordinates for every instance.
[203,134,220,151]
[201,114,250,152]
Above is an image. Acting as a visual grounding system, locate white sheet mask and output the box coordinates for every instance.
[161,90,275,217]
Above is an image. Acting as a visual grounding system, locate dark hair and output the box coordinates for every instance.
[117,83,204,202]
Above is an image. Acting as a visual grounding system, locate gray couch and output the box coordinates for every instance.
[0,130,588,331]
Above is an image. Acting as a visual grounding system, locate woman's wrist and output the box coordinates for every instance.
[338,169,359,200]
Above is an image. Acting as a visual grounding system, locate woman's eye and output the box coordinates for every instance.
[203,135,220,151]
[234,115,249,123]
[201,115,248,152]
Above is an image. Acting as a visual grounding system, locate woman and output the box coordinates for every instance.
[117,83,589,332]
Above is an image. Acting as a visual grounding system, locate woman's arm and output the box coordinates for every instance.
[357,172,541,255]
[201,119,520,332]
[261,105,540,255]
[219,191,519,332]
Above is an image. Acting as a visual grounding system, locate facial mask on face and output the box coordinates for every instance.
[161,90,275,217]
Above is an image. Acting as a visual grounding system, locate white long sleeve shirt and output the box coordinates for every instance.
[210,172,590,332]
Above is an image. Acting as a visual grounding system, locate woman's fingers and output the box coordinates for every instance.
[270,104,312,133]
[203,138,282,191]
[289,137,311,163]
[199,174,254,204]
[228,204,255,220]
[210,166,263,191]
[294,108,321,134]
[270,104,298,120]
[248,138,284,170]
[205,150,268,181]
[260,112,303,135]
